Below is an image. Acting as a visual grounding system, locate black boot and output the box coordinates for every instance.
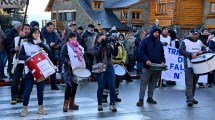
[147,97,157,104]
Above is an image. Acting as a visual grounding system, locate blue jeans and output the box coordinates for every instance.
[23,78,45,106]
[96,66,116,105]
[0,51,4,75]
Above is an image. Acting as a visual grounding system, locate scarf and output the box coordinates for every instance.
[67,40,83,61]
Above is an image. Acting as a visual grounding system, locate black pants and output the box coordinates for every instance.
[7,54,14,78]
[50,59,57,86]
[65,83,78,100]
[11,64,24,99]
[208,72,213,84]
[85,53,94,71]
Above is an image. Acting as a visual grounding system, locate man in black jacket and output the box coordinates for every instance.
[5,21,22,80]
[41,22,61,90]
[136,26,165,106]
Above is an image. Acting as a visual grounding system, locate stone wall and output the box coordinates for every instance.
[51,0,94,30]
[203,0,215,29]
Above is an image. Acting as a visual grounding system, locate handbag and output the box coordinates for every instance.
[92,48,107,73]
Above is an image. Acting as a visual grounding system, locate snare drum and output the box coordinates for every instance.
[191,53,215,75]
[73,68,91,84]
[25,50,56,82]
[149,63,168,71]
[113,64,126,76]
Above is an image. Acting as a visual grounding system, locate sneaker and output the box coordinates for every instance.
[109,103,117,112]
[20,106,28,117]
[187,101,193,107]
[147,97,157,104]
[51,85,60,90]
[38,105,48,115]
[98,104,103,111]
[102,98,108,103]
[115,97,121,102]
[136,99,144,106]
[11,98,17,105]
[193,99,198,104]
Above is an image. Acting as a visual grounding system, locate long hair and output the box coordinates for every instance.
[27,28,43,44]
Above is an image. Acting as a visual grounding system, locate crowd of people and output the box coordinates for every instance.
[0,20,215,117]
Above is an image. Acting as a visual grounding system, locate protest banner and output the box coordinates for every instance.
[0,0,26,8]
[161,46,207,83]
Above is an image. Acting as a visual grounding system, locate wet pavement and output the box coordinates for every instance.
[0,80,215,120]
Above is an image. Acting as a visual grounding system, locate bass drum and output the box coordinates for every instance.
[113,64,126,76]
[25,50,56,82]
[191,53,215,75]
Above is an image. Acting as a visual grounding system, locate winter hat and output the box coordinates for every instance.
[98,32,105,37]
[68,21,76,27]
[88,24,95,28]
[162,26,168,31]
[111,26,116,31]
[30,21,39,28]
[12,21,22,29]
[78,26,83,31]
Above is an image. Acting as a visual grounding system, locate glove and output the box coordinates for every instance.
[163,42,168,46]
[116,42,120,47]
[100,40,106,46]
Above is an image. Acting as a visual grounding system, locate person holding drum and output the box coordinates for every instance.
[60,32,86,112]
[102,33,127,103]
[18,28,51,117]
[136,25,165,106]
[93,32,118,112]
[179,28,206,107]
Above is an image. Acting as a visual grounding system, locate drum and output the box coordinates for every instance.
[25,50,56,82]
[73,68,91,84]
[113,64,126,76]
[149,63,168,71]
[191,53,215,75]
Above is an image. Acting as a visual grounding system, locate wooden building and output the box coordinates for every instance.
[45,0,215,32]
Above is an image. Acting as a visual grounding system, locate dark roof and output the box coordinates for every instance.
[106,0,141,9]
[85,0,141,9]
[78,0,130,30]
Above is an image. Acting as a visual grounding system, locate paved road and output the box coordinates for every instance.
[0,80,215,120]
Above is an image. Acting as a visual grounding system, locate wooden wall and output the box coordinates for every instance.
[149,0,175,26]
[175,0,203,25]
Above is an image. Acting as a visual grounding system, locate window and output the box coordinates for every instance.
[72,12,76,21]
[156,3,167,14]
[210,3,215,13]
[121,11,128,20]
[132,12,141,20]
[58,13,63,20]
[92,1,103,10]
[52,13,56,20]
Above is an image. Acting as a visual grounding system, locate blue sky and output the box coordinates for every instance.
[27,0,50,28]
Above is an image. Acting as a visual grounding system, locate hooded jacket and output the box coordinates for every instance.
[138,25,165,69]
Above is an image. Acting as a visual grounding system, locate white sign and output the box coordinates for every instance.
[0,0,26,8]
[37,59,55,78]
[161,46,207,83]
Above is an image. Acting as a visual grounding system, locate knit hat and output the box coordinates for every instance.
[162,26,168,31]
[88,24,95,28]
[30,21,39,28]
[78,26,83,31]
[12,21,22,29]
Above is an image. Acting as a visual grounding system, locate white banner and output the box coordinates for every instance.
[161,46,207,83]
[0,0,26,8]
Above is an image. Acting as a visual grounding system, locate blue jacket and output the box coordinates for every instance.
[138,26,165,69]
[208,40,215,52]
